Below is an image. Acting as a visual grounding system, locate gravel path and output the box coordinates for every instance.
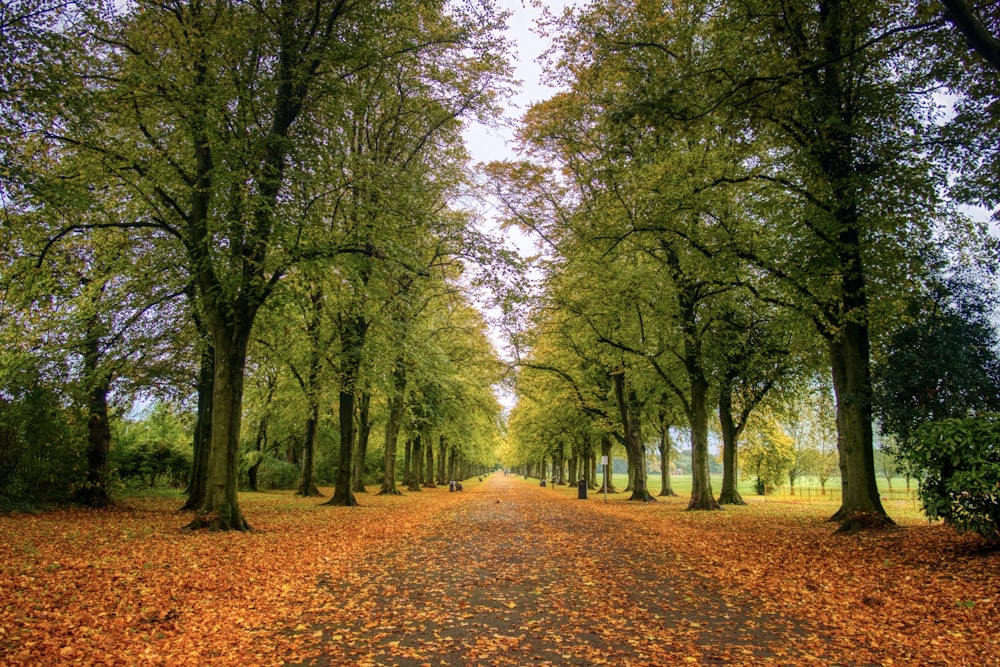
[287,475,821,667]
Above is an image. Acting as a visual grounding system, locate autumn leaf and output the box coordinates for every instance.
[1,476,998,667]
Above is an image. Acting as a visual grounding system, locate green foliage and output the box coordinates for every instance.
[741,413,796,493]
[250,456,301,491]
[110,404,192,489]
[908,415,1000,541]
[0,386,86,509]
[874,272,1000,447]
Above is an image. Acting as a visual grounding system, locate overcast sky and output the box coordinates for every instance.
[463,0,571,167]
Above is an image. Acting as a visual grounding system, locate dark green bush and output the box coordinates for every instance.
[111,403,193,489]
[0,389,87,509]
[909,414,1000,541]
[110,439,191,489]
[253,456,300,490]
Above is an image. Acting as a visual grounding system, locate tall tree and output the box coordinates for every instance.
[18,0,510,528]
[535,0,966,530]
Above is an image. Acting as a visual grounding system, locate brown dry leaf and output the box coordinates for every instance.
[1,476,998,666]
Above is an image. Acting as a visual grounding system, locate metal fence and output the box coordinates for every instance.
[760,485,920,509]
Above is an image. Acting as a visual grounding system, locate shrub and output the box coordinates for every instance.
[909,414,1000,541]
[0,389,87,508]
[110,439,191,489]
[254,456,300,490]
[111,404,193,489]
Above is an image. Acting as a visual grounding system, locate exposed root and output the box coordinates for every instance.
[834,511,896,535]
[184,511,251,532]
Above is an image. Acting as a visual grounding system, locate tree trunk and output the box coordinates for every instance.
[716,385,745,505]
[553,446,565,485]
[612,372,655,502]
[326,311,367,507]
[80,378,112,508]
[403,438,413,487]
[325,391,359,506]
[687,372,719,510]
[75,312,112,508]
[296,403,322,497]
[247,410,268,493]
[408,435,423,492]
[379,362,407,495]
[352,392,371,493]
[183,341,213,510]
[299,285,324,497]
[597,435,615,493]
[447,442,457,482]
[829,327,891,532]
[423,432,436,488]
[587,448,596,489]
[436,435,447,485]
[658,423,677,497]
[186,324,252,531]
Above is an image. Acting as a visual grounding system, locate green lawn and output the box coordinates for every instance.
[550,471,928,522]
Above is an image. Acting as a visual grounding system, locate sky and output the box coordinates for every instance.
[462,0,570,167]
[461,0,572,384]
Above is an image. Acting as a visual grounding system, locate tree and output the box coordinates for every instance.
[873,271,1000,456]
[14,0,510,528]
[742,413,796,495]
[548,0,969,530]
[908,414,1000,541]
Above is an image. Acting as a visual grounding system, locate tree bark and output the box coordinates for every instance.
[423,432,436,488]
[77,317,112,509]
[325,390,359,506]
[81,377,112,508]
[379,362,407,495]
[326,309,367,507]
[408,435,423,492]
[298,285,325,497]
[186,324,252,531]
[447,441,457,482]
[183,338,213,510]
[716,384,745,505]
[941,0,1000,72]
[687,370,719,510]
[612,372,655,502]
[436,435,447,485]
[828,326,891,532]
[596,434,615,493]
[352,392,372,493]
[658,422,677,497]
[296,403,322,497]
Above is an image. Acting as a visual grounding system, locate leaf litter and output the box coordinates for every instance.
[1,476,997,666]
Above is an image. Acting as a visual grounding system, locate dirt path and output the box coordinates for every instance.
[287,475,829,667]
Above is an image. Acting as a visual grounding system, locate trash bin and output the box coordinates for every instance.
[577,479,588,500]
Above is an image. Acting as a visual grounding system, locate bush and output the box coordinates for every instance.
[111,404,193,489]
[253,456,300,490]
[909,414,1000,541]
[0,389,87,508]
[110,439,191,489]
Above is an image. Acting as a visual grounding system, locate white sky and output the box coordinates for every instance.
[463,0,570,167]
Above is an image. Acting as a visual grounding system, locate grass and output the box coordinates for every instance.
[542,471,931,524]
